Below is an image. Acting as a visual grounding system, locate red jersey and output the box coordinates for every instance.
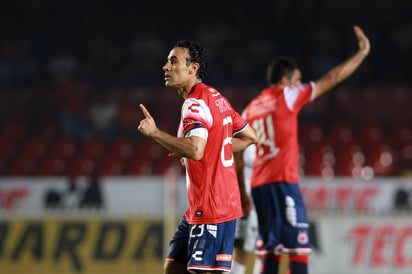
[178,83,248,224]
[244,83,315,188]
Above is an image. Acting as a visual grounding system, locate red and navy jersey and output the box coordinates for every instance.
[243,83,315,188]
[178,83,248,224]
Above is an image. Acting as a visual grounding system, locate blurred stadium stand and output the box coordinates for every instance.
[1,85,412,178]
[0,0,411,179]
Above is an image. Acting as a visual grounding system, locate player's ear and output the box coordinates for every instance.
[189,62,200,75]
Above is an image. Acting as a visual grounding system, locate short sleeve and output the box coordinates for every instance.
[181,98,213,136]
[284,82,315,111]
[232,108,248,135]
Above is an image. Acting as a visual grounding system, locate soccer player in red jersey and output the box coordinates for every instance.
[241,26,370,274]
[138,40,257,274]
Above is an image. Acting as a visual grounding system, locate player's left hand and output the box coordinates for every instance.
[354,25,370,57]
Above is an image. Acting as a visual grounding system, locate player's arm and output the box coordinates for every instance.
[234,149,252,217]
[149,131,206,160]
[232,125,258,153]
[137,104,206,160]
[314,25,371,98]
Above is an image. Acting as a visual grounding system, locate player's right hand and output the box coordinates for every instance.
[137,104,158,138]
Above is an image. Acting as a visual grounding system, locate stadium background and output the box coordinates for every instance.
[0,0,411,273]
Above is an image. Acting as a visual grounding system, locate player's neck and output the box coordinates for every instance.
[178,78,202,99]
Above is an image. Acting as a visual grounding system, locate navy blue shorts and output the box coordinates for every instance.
[252,182,312,255]
[167,216,237,272]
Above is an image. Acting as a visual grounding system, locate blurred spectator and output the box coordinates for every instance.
[48,52,78,84]
[0,39,37,87]
[48,51,95,142]
[104,94,141,143]
[58,80,95,142]
[87,87,118,140]
[128,36,165,85]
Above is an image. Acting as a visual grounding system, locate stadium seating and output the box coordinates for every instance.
[36,138,77,176]
[0,86,411,178]
[1,120,410,177]
[334,139,365,177]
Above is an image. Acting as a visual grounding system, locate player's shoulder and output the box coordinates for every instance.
[244,88,278,117]
[188,83,219,104]
[194,83,221,95]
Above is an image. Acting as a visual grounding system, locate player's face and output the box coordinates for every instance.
[289,69,302,87]
[162,47,194,88]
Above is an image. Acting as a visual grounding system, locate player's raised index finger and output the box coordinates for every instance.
[139,104,152,119]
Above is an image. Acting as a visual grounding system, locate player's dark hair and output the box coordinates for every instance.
[266,56,302,85]
[175,39,208,80]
